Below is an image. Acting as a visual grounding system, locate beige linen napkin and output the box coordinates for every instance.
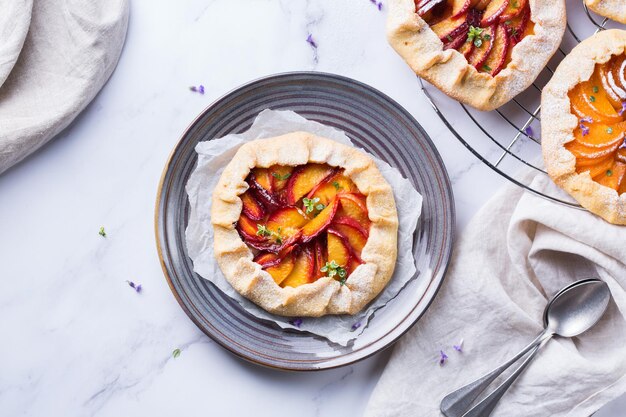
[0,0,32,89]
[365,174,626,417]
[0,0,129,174]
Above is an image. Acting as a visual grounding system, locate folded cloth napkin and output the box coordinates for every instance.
[0,0,129,174]
[0,0,32,89]
[365,173,626,417]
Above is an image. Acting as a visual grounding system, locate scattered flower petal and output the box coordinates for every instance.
[580,116,593,124]
[98,226,106,237]
[620,102,626,116]
[580,123,590,136]
[453,338,464,353]
[439,350,448,366]
[172,348,181,358]
[369,0,383,10]
[524,126,533,137]
[306,34,317,49]
[189,85,205,94]
[126,280,142,293]
[290,318,303,328]
[351,321,362,331]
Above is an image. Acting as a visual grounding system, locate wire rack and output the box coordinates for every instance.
[419,0,624,207]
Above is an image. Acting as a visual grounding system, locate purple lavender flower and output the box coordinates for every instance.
[439,350,448,366]
[351,322,362,331]
[126,280,142,293]
[453,338,464,353]
[524,126,534,137]
[580,123,590,136]
[620,102,626,116]
[189,85,205,94]
[369,0,383,10]
[306,34,317,49]
[290,318,303,328]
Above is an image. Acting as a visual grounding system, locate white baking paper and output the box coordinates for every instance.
[185,109,422,346]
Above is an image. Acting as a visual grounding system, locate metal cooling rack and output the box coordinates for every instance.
[419,0,624,207]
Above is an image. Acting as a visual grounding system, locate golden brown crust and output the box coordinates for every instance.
[585,0,626,24]
[211,132,399,316]
[386,0,566,111]
[541,29,626,225]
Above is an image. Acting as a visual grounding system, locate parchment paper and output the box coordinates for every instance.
[185,109,422,346]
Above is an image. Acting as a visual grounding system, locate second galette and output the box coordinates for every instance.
[387,0,566,111]
[585,0,626,24]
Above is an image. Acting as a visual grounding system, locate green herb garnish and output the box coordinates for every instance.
[256,224,282,243]
[303,197,323,214]
[607,170,613,177]
[607,127,614,134]
[98,227,106,237]
[590,95,596,102]
[332,181,342,190]
[320,260,347,282]
[593,86,599,93]
[483,64,492,72]
[467,26,485,48]
[271,172,291,181]
[172,348,181,358]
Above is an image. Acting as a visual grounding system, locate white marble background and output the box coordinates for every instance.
[0,0,623,416]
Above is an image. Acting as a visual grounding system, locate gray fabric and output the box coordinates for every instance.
[0,0,129,174]
[365,174,626,417]
[0,0,32,89]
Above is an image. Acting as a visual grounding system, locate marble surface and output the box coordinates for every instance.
[0,1,623,416]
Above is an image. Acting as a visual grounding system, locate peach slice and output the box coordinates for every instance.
[266,207,309,240]
[481,23,509,76]
[451,0,475,18]
[307,172,358,206]
[481,0,509,26]
[251,168,273,193]
[445,30,470,51]
[327,230,351,268]
[499,0,527,21]
[330,223,368,258]
[313,239,327,279]
[596,161,626,191]
[301,198,339,243]
[281,246,315,288]
[504,3,530,45]
[570,80,623,125]
[237,214,265,243]
[475,0,492,10]
[566,138,622,160]
[337,194,371,231]
[264,254,296,285]
[269,165,294,192]
[249,176,280,212]
[431,12,469,43]
[574,122,625,148]
[241,191,265,221]
[286,164,336,205]
[458,37,474,58]
[467,25,495,70]
[417,0,447,23]
[333,216,369,238]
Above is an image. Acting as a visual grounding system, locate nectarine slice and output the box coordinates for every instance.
[307,172,358,206]
[237,214,265,243]
[241,191,265,221]
[313,239,327,279]
[281,246,315,288]
[499,0,526,21]
[265,254,296,285]
[269,165,294,192]
[286,164,335,205]
[475,0,492,10]
[266,207,309,240]
[337,194,371,230]
[327,230,351,267]
[251,168,273,193]
[331,223,368,258]
[301,198,339,243]
[481,0,509,26]
[467,25,495,69]
[481,23,509,76]
[431,12,469,42]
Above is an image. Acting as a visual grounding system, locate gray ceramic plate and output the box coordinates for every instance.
[155,72,455,371]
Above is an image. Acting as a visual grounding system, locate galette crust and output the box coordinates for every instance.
[541,29,626,225]
[386,0,566,111]
[585,0,626,24]
[211,132,399,317]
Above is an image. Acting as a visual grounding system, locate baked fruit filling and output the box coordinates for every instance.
[236,163,371,288]
[416,0,534,76]
[566,53,626,194]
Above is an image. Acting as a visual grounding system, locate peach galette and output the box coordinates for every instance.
[542,29,626,225]
[211,132,399,317]
[585,0,626,25]
[386,0,566,111]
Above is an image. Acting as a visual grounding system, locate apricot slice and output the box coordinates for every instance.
[467,25,495,69]
[577,156,614,178]
[596,161,626,191]
[481,0,509,26]
[337,194,371,231]
[301,198,339,243]
[481,23,509,76]
[327,230,351,268]
[565,139,622,160]
[241,191,265,221]
[307,173,358,206]
[570,79,623,124]
[617,147,626,164]
[266,207,309,240]
[269,165,294,192]
[331,223,368,258]
[610,55,626,100]
[598,62,626,109]
[281,246,315,288]
[286,164,335,205]
[264,254,296,285]
[573,122,625,148]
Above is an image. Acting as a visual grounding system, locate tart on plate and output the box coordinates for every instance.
[386,0,566,111]
[585,0,626,24]
[542,29,626,225]
[211,132,399,317]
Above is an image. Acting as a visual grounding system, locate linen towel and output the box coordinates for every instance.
[365,174,626,417]
[0,0,129,174]
[0,0,32,89]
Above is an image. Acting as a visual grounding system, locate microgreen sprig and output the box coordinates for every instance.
[320,260,347,283]
[303,197,325,214]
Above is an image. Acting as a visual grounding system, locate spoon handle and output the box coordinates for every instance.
[461,341,546,417]
[440,330,551,417]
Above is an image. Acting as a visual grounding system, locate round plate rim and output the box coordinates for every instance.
[154,70,456,371]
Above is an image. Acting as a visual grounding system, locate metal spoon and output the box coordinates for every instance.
[440,279,611,417]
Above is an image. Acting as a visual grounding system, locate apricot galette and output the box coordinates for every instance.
[542,29,626,225]
[585,0,626,25]
[211,132,399,317]
[386,0,566,111]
